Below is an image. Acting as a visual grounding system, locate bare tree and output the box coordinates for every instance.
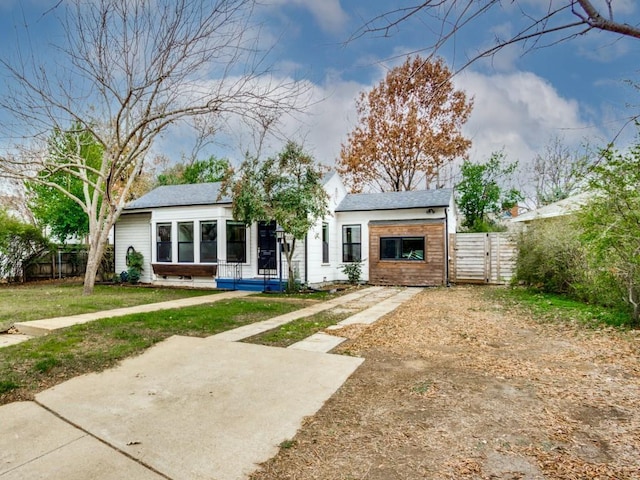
[532,137,595,207]
[352,1,640,72]
[0,0,303,294]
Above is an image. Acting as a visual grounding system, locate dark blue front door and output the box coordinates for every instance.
[257,221,277,274]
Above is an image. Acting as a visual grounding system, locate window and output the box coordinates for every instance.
[342,225,361,262]
[380,237,425,261]
[322,223,329,264]
[226,221,246,263]
[200,221,217,263]
[178,222,194,263]
[156,223,172,262]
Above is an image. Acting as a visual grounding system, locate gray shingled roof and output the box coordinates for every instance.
[124,182,231,210]
[336,188,453,212]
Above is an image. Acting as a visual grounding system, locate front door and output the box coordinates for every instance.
[257,221,277,274]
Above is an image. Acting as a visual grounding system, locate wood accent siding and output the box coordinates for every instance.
[369,221,446,286]
[151,263,217,278]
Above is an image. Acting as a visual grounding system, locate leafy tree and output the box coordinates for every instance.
[0,208,50,282]
[0,0,301,295]
[26,126,103,243]
[579,142,640,326]
[456,153,522,232]
[156,156,229,186]
[337,56,472,193]
[224,141,329,291]
[532,137,594,207]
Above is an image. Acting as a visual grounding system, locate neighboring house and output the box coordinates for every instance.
[510,192,593,229]
[114,172,457,290]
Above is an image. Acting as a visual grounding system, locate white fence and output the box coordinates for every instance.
[450,233,517,285]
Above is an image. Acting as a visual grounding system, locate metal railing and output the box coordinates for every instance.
[216,261,242,289]
[216,258,300,292]
[263,259,299,292]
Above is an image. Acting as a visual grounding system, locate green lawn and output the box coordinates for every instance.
[485,287,631,328]
[244,311,352,347]
[0,282,216,325]
[0,297,306,405]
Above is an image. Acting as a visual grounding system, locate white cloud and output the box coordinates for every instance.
[266,0,349,34]
[155,66,605,203]
[456,69,598,164]
[277,74,365,163]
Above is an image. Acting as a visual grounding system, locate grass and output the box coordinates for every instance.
[0,297,305,405]
[0,281,216,325]
[486,287,631,328]
[245,311,351,347]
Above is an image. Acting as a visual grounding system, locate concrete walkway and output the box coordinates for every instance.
[11,290,254,338]
[0,286,422,479]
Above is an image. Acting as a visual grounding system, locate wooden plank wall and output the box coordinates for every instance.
[449,232,517,285]
[369,222,446,286]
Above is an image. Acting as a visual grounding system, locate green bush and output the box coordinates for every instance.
[340,260,363,284]
[126,250,144,284]
[514,218,585,294]
[514,216,634,323]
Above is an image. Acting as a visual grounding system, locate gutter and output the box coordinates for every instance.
[444,207,450,287]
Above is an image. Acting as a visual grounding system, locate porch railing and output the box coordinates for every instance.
[262,259,299,291]
[216,261,242,289]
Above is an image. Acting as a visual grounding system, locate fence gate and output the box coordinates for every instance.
[449,232,517,285]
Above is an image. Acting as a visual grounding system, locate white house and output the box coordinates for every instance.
[114,172,457,290]
[510,191,593,229]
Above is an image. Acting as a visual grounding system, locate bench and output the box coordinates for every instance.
[151,263,218,278]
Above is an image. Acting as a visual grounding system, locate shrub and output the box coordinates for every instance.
[514,218,585,294]
[340,260,363,285]
[126,250,144,284]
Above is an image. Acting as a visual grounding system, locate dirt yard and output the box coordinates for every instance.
[250,286,640,480]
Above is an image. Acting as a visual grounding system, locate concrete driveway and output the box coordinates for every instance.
[1,286,422,479]
[2,337,362,480]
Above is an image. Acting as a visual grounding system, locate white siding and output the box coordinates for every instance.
[305,173,348,285]
[115,213,152,283]
[149,204,235,287]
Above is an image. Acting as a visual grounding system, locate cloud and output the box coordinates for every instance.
[266,0,349,34]
[154,65,605,203]
[456,69,598,164]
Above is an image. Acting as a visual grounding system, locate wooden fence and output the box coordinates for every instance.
[24,246,114,282]
[449,232,517,285]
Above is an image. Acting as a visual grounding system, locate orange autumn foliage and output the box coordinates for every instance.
[338,56,472,192]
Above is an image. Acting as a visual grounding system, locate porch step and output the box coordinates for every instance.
[217,277,285,292]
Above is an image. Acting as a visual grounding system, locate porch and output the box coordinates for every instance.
[215,260,298,292]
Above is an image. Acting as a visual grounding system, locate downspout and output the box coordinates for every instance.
[444,207,450,287]
[304,234,308,285]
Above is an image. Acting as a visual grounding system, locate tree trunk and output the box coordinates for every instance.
[284,237,297,292]
[82,214,113,295]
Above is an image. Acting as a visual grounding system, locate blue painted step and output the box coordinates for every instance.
[216,277,285,292]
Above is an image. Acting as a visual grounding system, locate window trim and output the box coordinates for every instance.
[322,222,329,264]
[226,220,248,264]
[342,224,361,263]
[156,222,172,263]
[199,220,218,263]
[379,236,426,261]
[177,221,194,263]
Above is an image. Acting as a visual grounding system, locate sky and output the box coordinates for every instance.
[0,0,639,197]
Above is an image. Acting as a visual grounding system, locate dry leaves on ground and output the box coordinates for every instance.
[251,286,640,480]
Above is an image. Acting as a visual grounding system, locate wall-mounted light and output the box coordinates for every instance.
[426,208,435,214]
